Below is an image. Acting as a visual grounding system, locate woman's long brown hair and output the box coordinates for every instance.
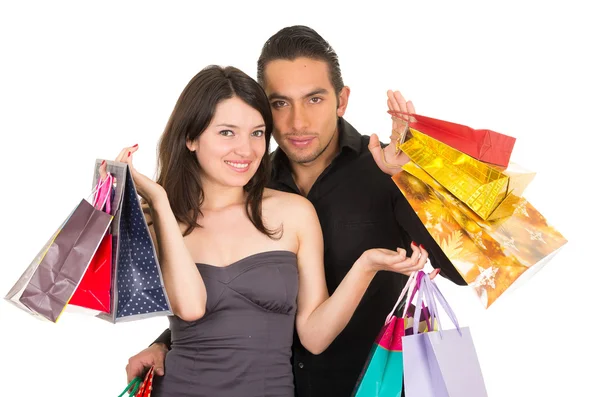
[154,65,279,238]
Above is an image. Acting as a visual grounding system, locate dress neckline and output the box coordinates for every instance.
[195,250,297,269]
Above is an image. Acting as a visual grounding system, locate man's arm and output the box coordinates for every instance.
[126,328,171,382]
[152,328,172,349]
[393,190,467,286]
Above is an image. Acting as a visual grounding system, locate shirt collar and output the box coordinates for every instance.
[337,117,362,154]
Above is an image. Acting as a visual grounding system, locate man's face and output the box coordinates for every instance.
[263,57,348,164]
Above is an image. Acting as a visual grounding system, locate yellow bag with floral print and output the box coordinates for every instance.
[393,162,567,308]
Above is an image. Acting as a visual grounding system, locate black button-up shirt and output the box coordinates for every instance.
[270,118,466,397]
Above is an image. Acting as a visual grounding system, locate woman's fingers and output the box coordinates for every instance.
[115,144,139,163]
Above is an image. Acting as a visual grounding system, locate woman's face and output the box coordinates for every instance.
[187,96,267,189]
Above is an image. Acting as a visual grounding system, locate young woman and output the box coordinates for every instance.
[111,65,429,396]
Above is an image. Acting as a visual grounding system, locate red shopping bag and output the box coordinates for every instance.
[120,367,155,397]
[389,111,516,167]
[68,232,112,312]
[135,366,155,397]
[69,172,114,313]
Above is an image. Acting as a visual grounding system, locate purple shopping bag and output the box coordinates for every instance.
[402,272,488,397]
[12,198,113,322]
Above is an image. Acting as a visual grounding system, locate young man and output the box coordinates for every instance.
[126,26,466,397]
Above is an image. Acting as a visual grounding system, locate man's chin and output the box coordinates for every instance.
[286,151,320,164]
[280,143,317,163]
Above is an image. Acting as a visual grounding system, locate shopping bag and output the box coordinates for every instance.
[352,273,415,397]
[389,111,516,167]
[393,163,567,308]
[136,366,155,397]
[119,366,155,397]
[94,160,172,323]
[68,232,112,312]
[403,301,436,336]
[4,219,68,320]
[69,173,114,312]
[353,272,437,397]
[400,129,535,220]
[403,271,488,397]
[6,190,113,322]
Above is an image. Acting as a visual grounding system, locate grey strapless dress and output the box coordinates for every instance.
[152,250,299,397]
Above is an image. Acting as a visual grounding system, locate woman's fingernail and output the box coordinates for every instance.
[128,152,131,157]
[411,241,417,246]
[101,160,105,165]
[419,244,425,249]
[133,144,138,148]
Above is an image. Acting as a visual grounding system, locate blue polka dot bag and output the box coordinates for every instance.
[95,160,172,323]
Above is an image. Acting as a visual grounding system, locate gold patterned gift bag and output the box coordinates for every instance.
[400,129,536,221]
[393,162,567,308]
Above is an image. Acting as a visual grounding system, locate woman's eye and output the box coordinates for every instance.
[252,130,264,137]
[219,130,234,137]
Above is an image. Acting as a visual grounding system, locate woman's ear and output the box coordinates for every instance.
[186,138,196,152]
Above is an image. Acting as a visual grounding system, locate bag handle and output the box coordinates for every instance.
[387,110,414,125]
[118,377,141,397]
[385,271,416,325]
[92,172,113,213]
[412,272,461,337]
[400,271,433,332]
[424,275,461,332]
[406,271,424,310]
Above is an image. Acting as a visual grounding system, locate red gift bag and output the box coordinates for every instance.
[69,172,114,313]
[390,111,516,167]
[68,232,112,312]
[119,366,155,397]
[135,366,155,397]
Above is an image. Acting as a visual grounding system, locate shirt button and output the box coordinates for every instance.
[298,362,304,369]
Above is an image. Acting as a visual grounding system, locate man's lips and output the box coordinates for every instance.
[287,136,316,148]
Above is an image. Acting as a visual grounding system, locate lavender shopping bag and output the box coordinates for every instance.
[402,272,488,397]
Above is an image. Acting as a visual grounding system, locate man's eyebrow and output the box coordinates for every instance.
[267,92,291,101]
[303,88,328,98]
[268,88,329,101]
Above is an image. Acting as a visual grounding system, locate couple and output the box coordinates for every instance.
[116,26,466,397]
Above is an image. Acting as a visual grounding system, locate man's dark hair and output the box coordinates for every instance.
[257,25,344,94]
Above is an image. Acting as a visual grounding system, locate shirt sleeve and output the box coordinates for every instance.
[151,328,172,349]
[392,185,467,286]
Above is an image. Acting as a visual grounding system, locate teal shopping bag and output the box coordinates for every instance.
[353,314,406,396]
[352,272,435,396]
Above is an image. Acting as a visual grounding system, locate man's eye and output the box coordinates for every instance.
[309,97,322,104]
[271,100,287,108]
[219,130,234,136]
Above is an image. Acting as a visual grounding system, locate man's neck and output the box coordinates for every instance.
[289,128,340,196]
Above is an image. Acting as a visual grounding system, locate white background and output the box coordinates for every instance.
[0,1,597,396]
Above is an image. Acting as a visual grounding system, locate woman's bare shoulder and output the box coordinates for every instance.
[263,188,314,212]
[263,188,318,233]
